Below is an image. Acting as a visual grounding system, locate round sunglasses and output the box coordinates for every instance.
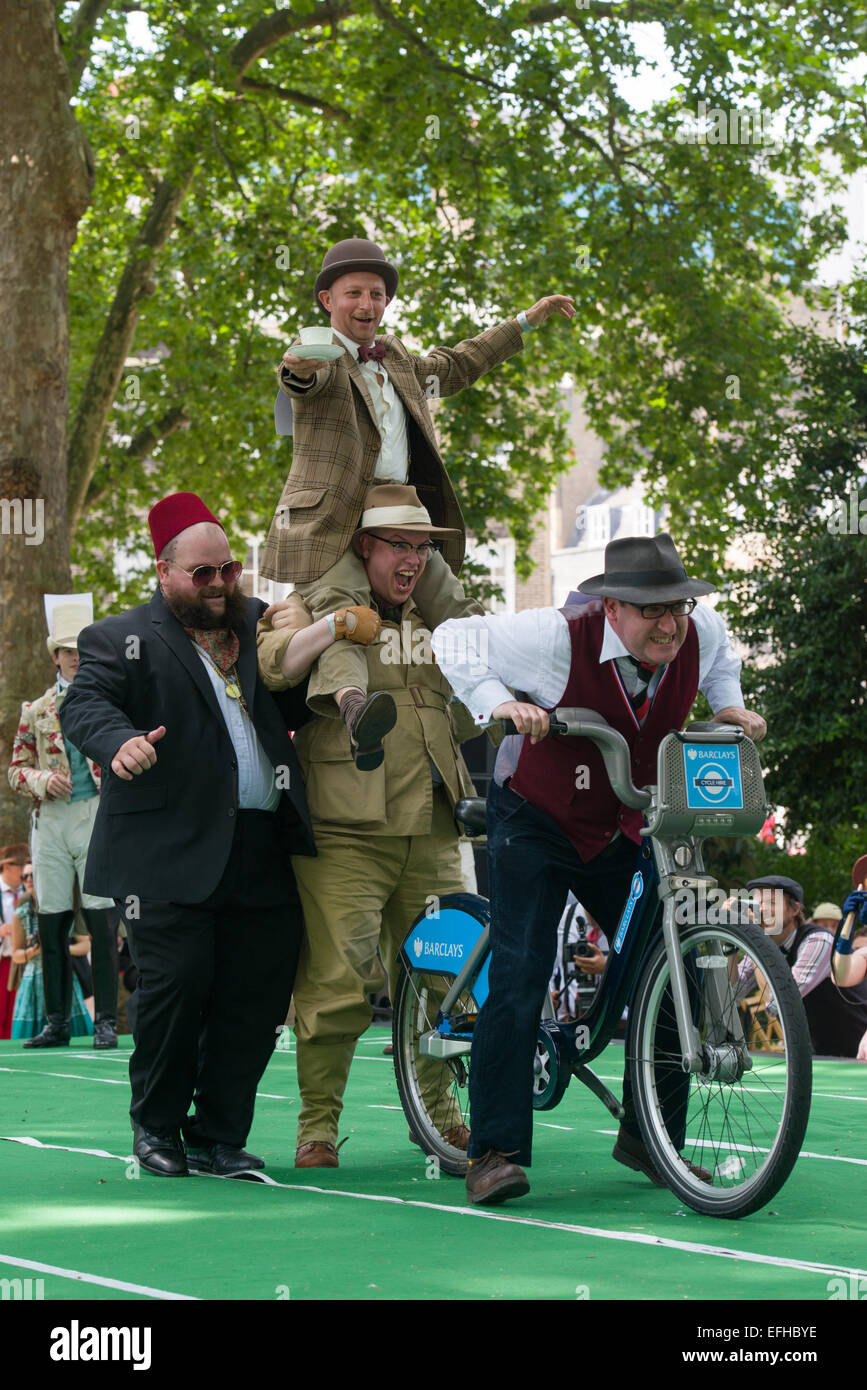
[163,559,244,588]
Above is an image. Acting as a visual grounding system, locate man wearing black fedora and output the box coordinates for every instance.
[258,236,575,767]
[433,532,767,1205]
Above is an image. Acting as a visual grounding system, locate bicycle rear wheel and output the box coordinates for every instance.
[392,964,474,1177]
[629,920,812,1218]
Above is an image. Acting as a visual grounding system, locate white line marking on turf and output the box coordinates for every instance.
[0,1067,126,1085]
[595,1129,867,1166]
[5,1135,865,1283]
[0,1252,197,1301]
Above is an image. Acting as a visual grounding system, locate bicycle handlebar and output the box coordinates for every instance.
[500,706,651,810]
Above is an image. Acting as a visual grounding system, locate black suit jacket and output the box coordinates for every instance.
[60,589,316,903]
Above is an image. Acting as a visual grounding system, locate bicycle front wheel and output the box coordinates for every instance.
[629,921,812,1218]
[392,964,474,1177]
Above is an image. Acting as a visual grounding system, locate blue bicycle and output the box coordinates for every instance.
[392,712,812,1218]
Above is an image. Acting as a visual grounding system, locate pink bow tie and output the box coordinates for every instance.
[358,341,387,364]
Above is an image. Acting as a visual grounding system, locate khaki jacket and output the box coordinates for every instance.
[258,595,477,836]
[259,318,524,584]
[8,683,101,811]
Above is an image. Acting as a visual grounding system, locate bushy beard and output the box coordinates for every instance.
[163,585,249,632]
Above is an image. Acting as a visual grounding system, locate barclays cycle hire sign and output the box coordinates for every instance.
[682,743,744,811]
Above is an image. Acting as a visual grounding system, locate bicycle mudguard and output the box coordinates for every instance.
[399,892,492,1013]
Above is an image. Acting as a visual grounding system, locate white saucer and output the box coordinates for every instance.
[289,343,345,361]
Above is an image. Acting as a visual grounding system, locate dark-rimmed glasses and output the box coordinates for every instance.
[366,534,438,560]
[163,560,243,588]
[623,599,697,619]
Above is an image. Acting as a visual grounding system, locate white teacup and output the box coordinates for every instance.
[298,326,334,346]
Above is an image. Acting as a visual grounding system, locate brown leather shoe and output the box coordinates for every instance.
[295,1141,340,1169]
[612,1128,712,1186]
[465,1150,530,1206]
[409,1125,470,1151]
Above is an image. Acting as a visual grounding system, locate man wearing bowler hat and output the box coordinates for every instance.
[433,532,767,1204]
[60,492,315,1178]
[259,236,575,768]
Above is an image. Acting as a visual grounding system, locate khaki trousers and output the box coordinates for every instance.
[32,797,113,912]
[291,789,467,1146]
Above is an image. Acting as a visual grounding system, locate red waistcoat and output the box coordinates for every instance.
[509,602,700,861]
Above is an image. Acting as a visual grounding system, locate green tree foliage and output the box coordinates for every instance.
[56,0,867,610]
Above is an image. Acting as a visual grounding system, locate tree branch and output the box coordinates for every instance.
[64,0,114,92]
[67,168,196,531]
[229,3,354,80]
[237,77,350,123]
[83,403,190,510]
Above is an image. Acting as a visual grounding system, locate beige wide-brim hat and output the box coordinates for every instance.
[350,484,460,555]
[44,596,94,655]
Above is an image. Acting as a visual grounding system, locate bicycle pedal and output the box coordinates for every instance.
[446,1012,478,1032]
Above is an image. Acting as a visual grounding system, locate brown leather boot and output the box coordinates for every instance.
[465,1150,530,1206]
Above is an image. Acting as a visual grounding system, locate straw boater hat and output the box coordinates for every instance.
[577,533,715,603]
[350,484,460,556]
[314,238,399,313]
[44,594,94,655]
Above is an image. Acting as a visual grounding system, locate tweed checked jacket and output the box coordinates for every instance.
[259,318,524,584]
[8,683,101,817]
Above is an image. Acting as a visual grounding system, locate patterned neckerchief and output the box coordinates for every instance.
[184,627,240,673]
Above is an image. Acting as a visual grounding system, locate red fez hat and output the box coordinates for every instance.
[148,493,223,558]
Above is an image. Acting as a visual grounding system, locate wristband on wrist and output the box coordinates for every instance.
[326,613,337,639]
[516,310,535,332]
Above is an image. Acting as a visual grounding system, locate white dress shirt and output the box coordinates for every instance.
[0,875,18,957]
[193,648,280,812]
[332,329,409,484]
[432,602,745,727]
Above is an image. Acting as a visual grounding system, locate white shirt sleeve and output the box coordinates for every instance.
[431,608,573,725]
[692,603,745,713]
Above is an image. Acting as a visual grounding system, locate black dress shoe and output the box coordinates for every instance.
[93,1017,118,1050]
[23,1020,70,1049]
[133,1126,189,1177]
[185,1143,266,1176]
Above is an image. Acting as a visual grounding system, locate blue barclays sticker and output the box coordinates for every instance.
[613,871,645,954]
[682,743,744,810]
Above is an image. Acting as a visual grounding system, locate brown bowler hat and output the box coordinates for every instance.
[577,533,715,603]
[314,238,399,312]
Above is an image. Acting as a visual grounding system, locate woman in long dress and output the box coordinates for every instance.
[10,864,94,1040]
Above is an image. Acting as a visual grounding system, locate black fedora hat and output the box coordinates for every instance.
[577,532,715,602]
[314,238,399,311]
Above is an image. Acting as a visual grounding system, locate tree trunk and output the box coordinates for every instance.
[0,1,93,842]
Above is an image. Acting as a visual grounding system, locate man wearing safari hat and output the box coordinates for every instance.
[8,595,119,1049]
[259,235,575,764]
[60,492,315,1178]
[258,483,482,1169]
[433,531,767,1205]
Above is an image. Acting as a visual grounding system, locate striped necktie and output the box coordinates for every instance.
[624,655,658,721]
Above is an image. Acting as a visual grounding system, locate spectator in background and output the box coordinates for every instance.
[8,595,118,1049]
[742,875,867,1057]
[10,864,93,1042]
[811,902,843,933]
[0,844,29,1038]
[831,888,867,1061]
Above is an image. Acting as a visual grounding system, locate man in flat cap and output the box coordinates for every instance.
[8,596,118,1048]
[259,236,575,767]
[433,532,766,1204]
[60,493,315,1178]
[740,875,867,1057]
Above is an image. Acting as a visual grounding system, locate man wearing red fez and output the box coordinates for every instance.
[60,492,315,1178]
[258,236,576,769]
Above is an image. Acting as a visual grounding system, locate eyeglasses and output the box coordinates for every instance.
[623,599,697,619]
[366,534,438,559]
[164,560,243,588]
[22,873,34,881]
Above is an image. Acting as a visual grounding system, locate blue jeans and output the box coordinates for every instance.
[467,779,685,1166]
